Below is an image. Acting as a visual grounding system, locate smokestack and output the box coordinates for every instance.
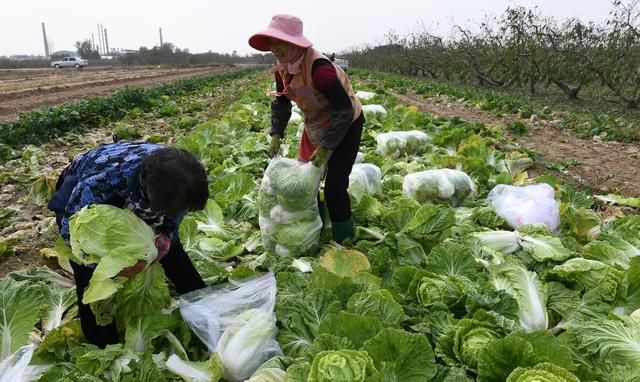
[100,24,105,55]
[97,23,103,55]
[42,22,50,58]
[159,27,163,47]
[104,27,110,54]
[92,33,95,51]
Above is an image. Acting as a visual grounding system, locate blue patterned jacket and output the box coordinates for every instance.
[50,142,185,244]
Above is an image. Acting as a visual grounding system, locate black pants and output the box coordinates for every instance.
[71,239,205,348]
[325,112,364,222]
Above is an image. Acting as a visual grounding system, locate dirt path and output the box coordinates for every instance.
[0,66,236,121]
[391,91,640,197]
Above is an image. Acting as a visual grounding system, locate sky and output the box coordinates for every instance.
[0,0,613,57]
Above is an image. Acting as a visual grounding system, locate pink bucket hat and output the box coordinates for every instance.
[249,14,313,52]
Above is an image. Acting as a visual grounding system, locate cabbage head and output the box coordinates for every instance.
[506,362,580,382]
[274,217,322,256]
[69,204,158,304]
[417,274,469,308]
[307,350,377,382]
[453,319,501,370]
[215,309,278,382]
[271,163,320,210]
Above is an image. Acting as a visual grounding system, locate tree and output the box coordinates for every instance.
[74,39,100,59]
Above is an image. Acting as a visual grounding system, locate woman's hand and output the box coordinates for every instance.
[116,234,171,278]
[310,146,329,167]
[155,233,171,262]
[268,134,281,157]
[118,260,147,278]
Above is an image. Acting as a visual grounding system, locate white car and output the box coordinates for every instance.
[334,58,349,73]
[51,57,88,69]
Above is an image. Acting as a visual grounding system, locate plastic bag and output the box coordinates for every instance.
[179,273,281,382]
[295,122,304,138]
[356,90,376,100]
[488,184,560,231]
[403,169,477,205]
[376,130,430,158]
[292,102,302,115]
[258,156,322,257]
[0,345,51,382]
[354,152,365,164]
[289,111,303,124]
[348,164,382,201]
[362,104,387,116]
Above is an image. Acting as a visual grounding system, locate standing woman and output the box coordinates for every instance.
[249,14,364,244]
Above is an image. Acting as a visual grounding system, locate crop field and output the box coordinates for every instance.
[0,66,639,382]
[0,65,239,121]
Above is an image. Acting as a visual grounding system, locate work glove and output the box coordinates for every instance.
[310,146,330,168]
[268,134,281,157]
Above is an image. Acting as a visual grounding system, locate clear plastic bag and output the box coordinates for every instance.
[362,104,387,116]
[292,102,302,115]
[403,169,477,205]
[178,273,281,382]
[258,156,322,257]
[348,164,382,200]
[356,90,376,100]
[295,122,305,138]
[487,184,560,231]
[354,152,365,164]
[289,111,303,124]
[376,130,430,158]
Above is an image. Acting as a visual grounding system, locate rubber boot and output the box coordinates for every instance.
[318,200,333,243]
[331,217,354,244]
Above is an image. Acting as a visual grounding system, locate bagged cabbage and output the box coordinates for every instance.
[376,130,430,158]
[403,169,477,205]
[179,273,281,382]
[488,184,560,231]
[348,163,382,201]
[362,104,387,116]
[267,158,320,210]
[216,309,278,381]
[274,220,323,257]
[355,90,376,100]
[289,111,302,124]
[258,156,322,257]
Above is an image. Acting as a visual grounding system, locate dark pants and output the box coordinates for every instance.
[50,169,205,348]
[325,112,364,222]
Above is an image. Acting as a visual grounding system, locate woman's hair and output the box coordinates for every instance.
[139,148,209,213]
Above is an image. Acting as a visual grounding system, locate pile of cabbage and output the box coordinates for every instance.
[376,130,430,158]
[258,156,323,257]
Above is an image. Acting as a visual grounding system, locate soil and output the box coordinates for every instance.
[0,65,246,277]
[0,129,115,278]
[391,91,640,197]
[0,66,237,121]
